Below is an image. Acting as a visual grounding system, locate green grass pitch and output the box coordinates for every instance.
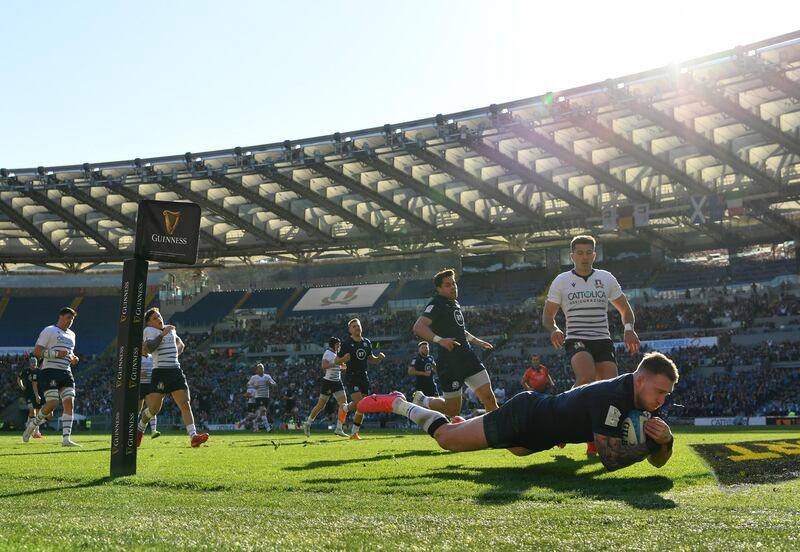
[1,427,798,551]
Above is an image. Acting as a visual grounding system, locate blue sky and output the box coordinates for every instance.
[1,0,797,168]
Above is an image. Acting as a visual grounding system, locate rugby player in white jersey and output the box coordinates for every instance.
[137,354,160,438]
[136,307,209,448]
[304,337,350,438]
[236,387,258,429]
[542,235,640,455]
[247,363,277,432]
[23,307,81,446]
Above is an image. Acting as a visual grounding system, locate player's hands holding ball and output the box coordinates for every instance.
[644,416,672,445]
[550,329,565,349]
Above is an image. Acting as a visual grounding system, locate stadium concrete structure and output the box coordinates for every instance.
[0,32,799,272]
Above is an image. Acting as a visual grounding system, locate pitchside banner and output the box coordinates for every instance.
[111,199,201,478]
[292,283,391,311]
[134,199,201,265]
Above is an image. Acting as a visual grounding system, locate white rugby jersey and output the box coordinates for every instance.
[140,355,154,384]
[36,325,76,372]
[546,269,623,340]
[143,326,180,369]
[321,349,343,382]
[247,374,276,398]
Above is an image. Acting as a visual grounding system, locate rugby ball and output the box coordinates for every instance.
[621,410,651,445]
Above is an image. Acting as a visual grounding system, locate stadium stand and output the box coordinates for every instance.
[171,290,248,328]
[0,295,77,347]
[69,295,128,355]
[240,288,297,310]
[3,256,796,432]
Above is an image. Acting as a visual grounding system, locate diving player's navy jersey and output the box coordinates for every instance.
[548,373,657,443]
[411,354,436,389]
[483,373,660,453]
[338,336,373,377]
[420,294,469,354]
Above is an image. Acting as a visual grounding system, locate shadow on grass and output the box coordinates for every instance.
[283,449,445,470]
[237,434,408,449]
[433,455,677,510]
[0,476,114,499]
[0,447,109,457]
[303,455,676,510]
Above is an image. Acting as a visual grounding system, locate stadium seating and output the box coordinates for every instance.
[1,256,798,427]
[69,295,125,355]
[171,290,248,327]
[0,295,77,348]
[240,288,297,310]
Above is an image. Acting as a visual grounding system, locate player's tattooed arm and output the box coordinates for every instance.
[593,433,650,472]
[143,335,164,355]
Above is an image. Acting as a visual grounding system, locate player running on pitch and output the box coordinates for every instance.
[138,354,160,438]
[248,363,277,432]
[23,307,81,446]
[304,337,350,438]
[337,319,385,440]
[408,341,439,399]
[410,269,498,417]
[137,307,208,448]
[542,235,640,455]
[17,355,44,439]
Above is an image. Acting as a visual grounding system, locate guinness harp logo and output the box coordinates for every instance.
[163,210,181,235]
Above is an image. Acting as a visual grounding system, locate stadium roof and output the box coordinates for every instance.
[2,31,800,272]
